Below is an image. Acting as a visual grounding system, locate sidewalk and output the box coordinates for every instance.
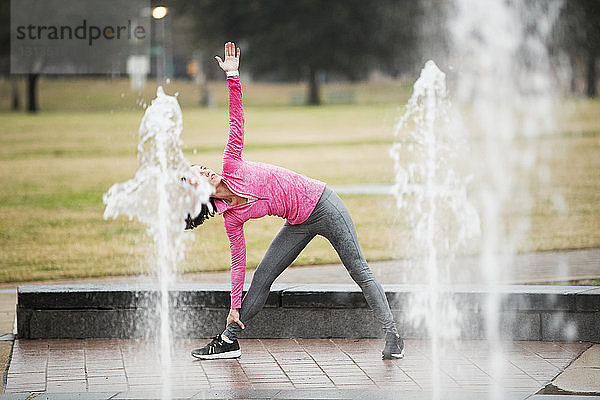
[1,248,597,290]
[2,338,595,399]
[177,248,600,286]
[1,248,599,398]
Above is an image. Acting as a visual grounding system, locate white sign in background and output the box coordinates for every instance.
[11,0,150,74]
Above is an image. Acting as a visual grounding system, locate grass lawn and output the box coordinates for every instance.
[0,78,598,283]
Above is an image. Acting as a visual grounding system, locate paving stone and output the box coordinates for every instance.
[0,395,37,400]
[360,392,531,400]
[4,338,595,397]
[530,396,600,400]
[4,382,46,392]
[111,392,163,400]
[6,371,46,383]
[33,393,119,400]
[47,371,86,381]
[353,391,434,400]
[190,389,281,399]
[274,389,358,399]
[550,345,600,393]
[112,389,199,399]
[570,344,600,368]
[45,379,87,392]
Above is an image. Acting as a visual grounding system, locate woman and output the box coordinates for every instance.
[189,42,404,360]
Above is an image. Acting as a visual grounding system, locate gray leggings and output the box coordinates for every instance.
[222,187,398,340]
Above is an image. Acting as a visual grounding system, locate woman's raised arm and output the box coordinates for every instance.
[216,42,244,163]
[215,41,240,73]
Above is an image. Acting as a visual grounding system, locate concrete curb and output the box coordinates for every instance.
[16,283,600,341]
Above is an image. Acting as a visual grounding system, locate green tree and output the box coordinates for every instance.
[0,0,22,111]
[0,0,44,112]
[184,0,418,104]
[557,0,600,97]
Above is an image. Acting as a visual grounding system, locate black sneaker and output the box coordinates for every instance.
[382,332,405,359]
[191,334,241,360]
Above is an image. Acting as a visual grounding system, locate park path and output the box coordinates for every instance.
[0,248,598,398]
[0,248,597,291]
[3,338,592,398]
[176,247,600,286]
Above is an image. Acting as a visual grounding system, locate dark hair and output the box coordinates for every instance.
[185,197,217,230]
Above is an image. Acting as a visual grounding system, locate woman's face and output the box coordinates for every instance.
[193,166,222,188]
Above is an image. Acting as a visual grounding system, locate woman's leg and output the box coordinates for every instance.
[315,188,398,335]
[222,222,315,340]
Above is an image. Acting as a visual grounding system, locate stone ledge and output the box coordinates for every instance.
[16,283,600,341]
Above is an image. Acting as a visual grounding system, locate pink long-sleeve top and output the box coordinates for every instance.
[214,77,326,308]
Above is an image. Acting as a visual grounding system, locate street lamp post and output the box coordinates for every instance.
[152,6,168,82]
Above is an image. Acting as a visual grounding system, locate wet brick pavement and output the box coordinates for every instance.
[3,338,592,398]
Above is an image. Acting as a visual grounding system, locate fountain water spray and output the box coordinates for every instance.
[103,87,213,398]
[449,1,562,398]
[390,60,479,399]
[395,0,562,398]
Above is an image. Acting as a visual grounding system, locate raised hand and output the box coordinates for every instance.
[215,41,240,72]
